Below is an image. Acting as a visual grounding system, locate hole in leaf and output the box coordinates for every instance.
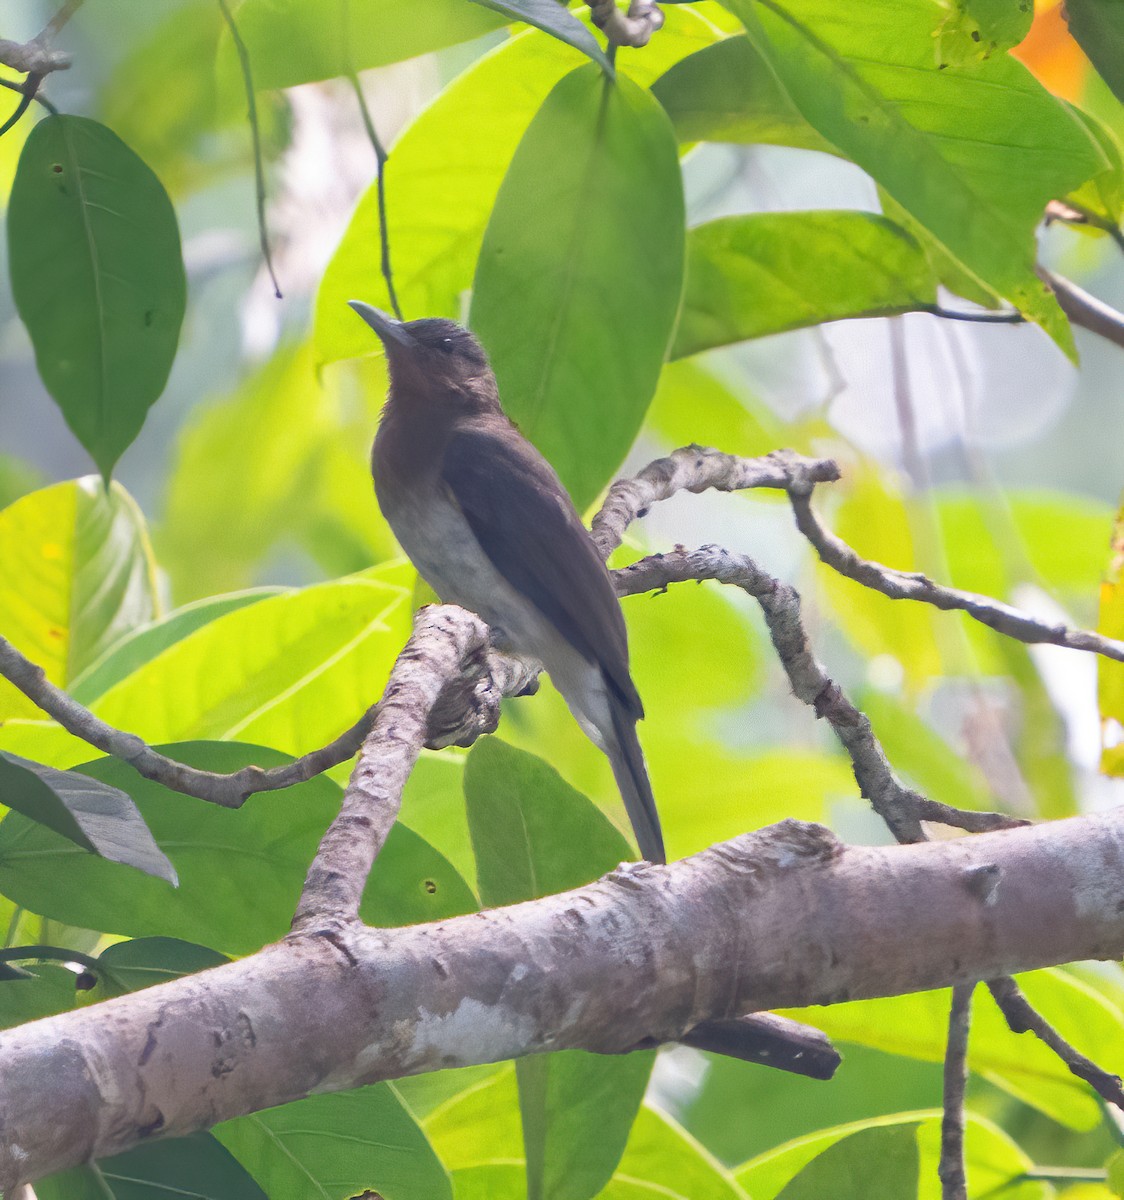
[423,879,437,894]
[50,164,63,174]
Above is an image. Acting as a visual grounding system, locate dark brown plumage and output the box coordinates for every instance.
[350,301,664,863]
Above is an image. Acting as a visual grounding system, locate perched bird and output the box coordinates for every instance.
[349,301,665,864]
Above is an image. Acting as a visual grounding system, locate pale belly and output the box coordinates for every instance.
[383,487,611,747]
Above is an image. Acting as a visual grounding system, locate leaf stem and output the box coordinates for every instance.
[217,0,283,299]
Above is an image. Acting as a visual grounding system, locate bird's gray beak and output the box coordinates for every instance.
[347,300,414,348]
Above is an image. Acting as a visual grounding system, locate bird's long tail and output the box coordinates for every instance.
[606,689,665,864]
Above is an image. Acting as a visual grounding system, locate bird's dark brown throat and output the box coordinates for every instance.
[348,300,665,864]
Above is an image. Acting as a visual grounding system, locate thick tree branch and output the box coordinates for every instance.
[3,810,1124,1189]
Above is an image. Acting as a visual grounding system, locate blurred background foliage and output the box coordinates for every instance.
[3,0,1124,1196]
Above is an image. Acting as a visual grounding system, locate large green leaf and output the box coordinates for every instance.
[471,64,685,508]
[469,0,610,71]
[426,1067,748,1199]
[215,1087,452,1200]
[725,0,1106,355]
[90,573,412,759]
[651,34,833,150]
[783,970,1124,1130]
[0,477,158,722]
[0,743,476,954]
[90,936,229,998]
[314,7,720,366]
[1067,0,1124,107]
[159,344,398,602]
[0,752,175,883]
[220,0,507,91]
[35,1133,267,1200]
[671,211,937,358]
[7,115,186,476]
[736,1111,1043,1200]
[465,739,652,1200]
[0,963,78,1030]
[69,589,285,705]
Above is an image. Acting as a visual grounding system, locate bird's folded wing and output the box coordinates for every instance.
[441,423,642,717]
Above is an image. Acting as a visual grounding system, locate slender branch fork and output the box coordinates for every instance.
[2,444,1124,1187]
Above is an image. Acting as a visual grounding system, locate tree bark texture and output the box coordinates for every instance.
[3,810,1124,1188]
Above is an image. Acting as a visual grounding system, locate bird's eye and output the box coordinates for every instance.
[441,337,454,350]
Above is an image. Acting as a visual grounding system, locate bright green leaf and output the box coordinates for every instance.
[91,575,412,759]
[314,7,720,366]
[0,743,475,954]
[933,0,1035,68]
[0,477,158,722]
[736,1110,1043,1200]
[726,0,1106,355]
[216,1086,452,1200]
[773,1120,919,1199]
[35,1133,267,1200]
[468,0,610,71]
[651,34,835,151]
[671,211,938,358]
[0,752,176,884]
[69,589,285,706]
[220,0,506,91]
[7,115,186,476]
[783,970,1124,1129]
[471,64,685,508]
[159,344,397,602]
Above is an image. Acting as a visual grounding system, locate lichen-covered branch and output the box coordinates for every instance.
[615,545,1023,842]
[3,810,1124,1190]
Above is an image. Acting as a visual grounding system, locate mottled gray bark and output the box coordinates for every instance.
[3,810,1124,1190]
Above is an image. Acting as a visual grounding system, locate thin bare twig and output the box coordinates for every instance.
[217,0,282,299]
[0,635,376,806]
[1043,269,1124,351]
[0,75,57,117]
[940,983,974,1200]
[614,546,1024,843]
[346,72,403,321]
[987,977,1124,1110]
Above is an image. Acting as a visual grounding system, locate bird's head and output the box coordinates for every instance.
[348,302,495,405]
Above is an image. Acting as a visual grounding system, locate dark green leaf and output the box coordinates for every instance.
[726,0,1106,356]
[0,752,176,884]
[7,115,186,477]
[92,936,229,999]
[69,589,284,705]
[0,743,476,954]
[222,0,506,90]
[464,738,631,904]
[215,1086,452,1200]
[0,963,77,1029]
[35,1132,267,1200]
[651,35,833,151]
[468,0,610,71]
[671,212,937,358]
[1067,0,1124,106]
[465,739,649,1200]
[470,64,685,509]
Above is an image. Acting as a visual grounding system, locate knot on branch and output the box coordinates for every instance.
[424,645,540,750]
[589,0,664,47]
[0,37,71,75]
